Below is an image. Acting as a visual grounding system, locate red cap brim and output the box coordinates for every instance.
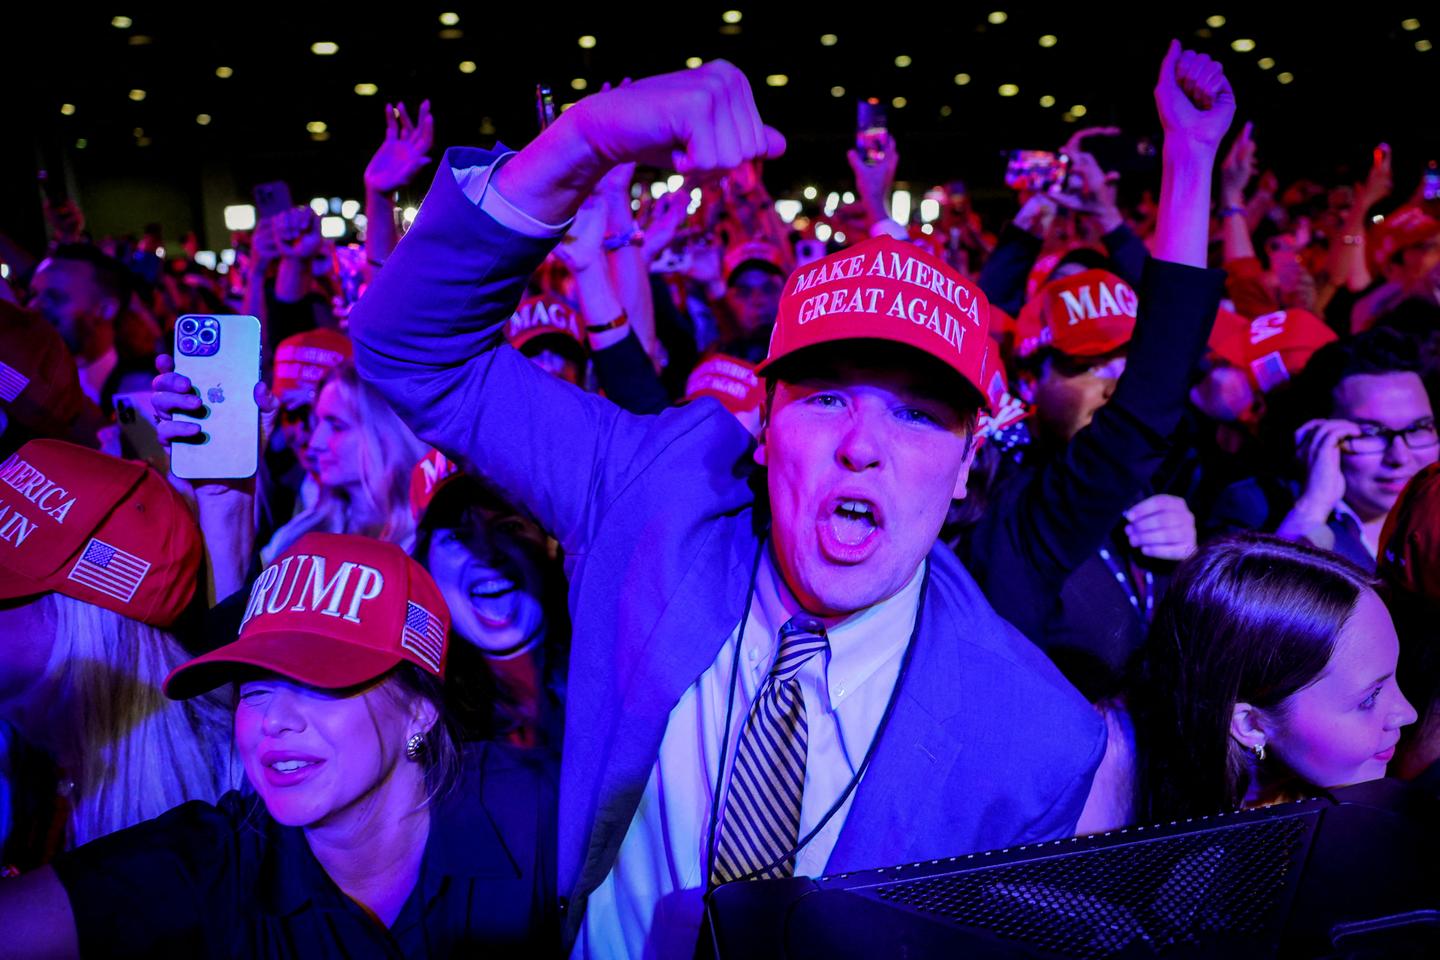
[163,629,404,700]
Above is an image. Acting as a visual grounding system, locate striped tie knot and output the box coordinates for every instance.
[771,616,829,682]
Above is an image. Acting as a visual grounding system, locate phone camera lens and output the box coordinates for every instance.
[197,327,218,345]
[179,318,199,335]
[179,336,198,355]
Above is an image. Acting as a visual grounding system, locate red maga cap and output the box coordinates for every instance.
[1208,308,1337,393]
[271,329,352,400]
[0,440,202,627]
[409,447,461,519]
[505,295,584,350]
[1379,463,1440,600]
[684,353,764,416]
[758,235,992,407]
[164,532,451,700]
[1015,269,1139,359]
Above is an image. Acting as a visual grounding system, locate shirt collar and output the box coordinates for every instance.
[755,546,925,711]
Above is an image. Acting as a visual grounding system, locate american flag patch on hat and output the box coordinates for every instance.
[0,360,29,403]
[400,601,445,671]
[67,538,151,604]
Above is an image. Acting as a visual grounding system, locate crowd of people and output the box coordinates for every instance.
[1,37,1438,958]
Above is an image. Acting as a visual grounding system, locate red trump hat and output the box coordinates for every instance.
[164,532,451,699]
[271,329,352,401]
[684,353,765,417]
[409,447,461,519]
[759,234,993,407]
[0,440,202,627]
[1015,269,1139,359]
[1208,308,1337,393]
[505,295,584,351]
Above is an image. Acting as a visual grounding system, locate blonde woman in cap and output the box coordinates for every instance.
[0,533,556,958]
[0,441,234,860]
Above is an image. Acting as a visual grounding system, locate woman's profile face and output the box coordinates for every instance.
[306,382,364,493]
[426,519,546,656]
[1265,589,1418,788]
[234,676,417,829]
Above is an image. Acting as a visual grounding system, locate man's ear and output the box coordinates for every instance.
[951,424,980,500]
[1229,702,1271,754]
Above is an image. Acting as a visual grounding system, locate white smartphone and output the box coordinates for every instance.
[172,314,261,479]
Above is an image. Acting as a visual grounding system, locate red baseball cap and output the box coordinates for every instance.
[0,302,102,444]
[1372,204,1440,267]
[1015,269,1139,359]
[1378,463,1440,600]
[684,353,765,417]
[0,440,202,627]
[505,295,584,351]
[1208,308,1337,393]
[758,235,993,408]
[164,532,451,699]
[723,240,787,284]
[409,447,461,519]
[272,329,352,401]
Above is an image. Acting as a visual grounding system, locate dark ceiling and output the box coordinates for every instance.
[9,4,1440,247]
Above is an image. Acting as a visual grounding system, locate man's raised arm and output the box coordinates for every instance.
[348,62,783,544]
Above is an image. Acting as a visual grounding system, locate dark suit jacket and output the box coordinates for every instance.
[349,147,1107,950]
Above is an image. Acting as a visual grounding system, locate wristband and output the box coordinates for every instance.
[603,229,645,252]
[586,312,629,334]
[1219,205,1246,218]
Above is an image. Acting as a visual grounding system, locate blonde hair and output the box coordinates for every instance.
[262,360,428,563]
[30,593,238,848]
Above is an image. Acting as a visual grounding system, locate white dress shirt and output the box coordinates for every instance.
[575,549,923,960]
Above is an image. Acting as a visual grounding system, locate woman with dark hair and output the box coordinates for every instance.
[1132,532,1417,823]
[413,472,570,752]
[0,532,556,958]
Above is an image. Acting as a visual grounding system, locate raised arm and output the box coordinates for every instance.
[364,100,434,268]
[962,42,1232,617]
[348,61,782,549]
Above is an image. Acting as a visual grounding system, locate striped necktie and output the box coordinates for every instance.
[711,616,830,885]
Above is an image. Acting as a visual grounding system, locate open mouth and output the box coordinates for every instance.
[816,495,884,563]
[260,752,325,786]
[468,575,520,628]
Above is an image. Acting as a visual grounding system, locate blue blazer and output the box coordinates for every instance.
[350,147,1107,949]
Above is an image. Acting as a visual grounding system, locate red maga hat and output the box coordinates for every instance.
[684,353,765,416]
[0,440,202,627]
[1015,269,1139,359]
[409,447,461,519]
[505,295,584,351]
[758,235,993,407]
[164,532,451,699]
[271,329,352,401]
[1208,308,1337,393]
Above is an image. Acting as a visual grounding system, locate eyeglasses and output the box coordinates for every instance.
[1339,420,1440,455]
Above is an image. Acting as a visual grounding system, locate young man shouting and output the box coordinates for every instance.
[350,47,1228,958]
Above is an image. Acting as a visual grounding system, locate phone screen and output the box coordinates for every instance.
[1005,150,1068,193]
[253,181,293,220]
[1424,161,1440,202]
[856,98,888,165]
[536,85,556,132]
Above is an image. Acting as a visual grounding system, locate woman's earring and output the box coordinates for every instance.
[1251,742,1266,763]
[406,733,426,761]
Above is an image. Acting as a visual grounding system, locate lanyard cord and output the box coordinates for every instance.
[702,541,932,889]
[1097,545,1154,625]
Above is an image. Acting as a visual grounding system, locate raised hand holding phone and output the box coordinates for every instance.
[168,315,263,480]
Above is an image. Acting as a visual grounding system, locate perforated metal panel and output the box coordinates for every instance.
[864,817,1309,958]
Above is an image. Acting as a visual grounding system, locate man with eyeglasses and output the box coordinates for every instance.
[1271,328,1440,565]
